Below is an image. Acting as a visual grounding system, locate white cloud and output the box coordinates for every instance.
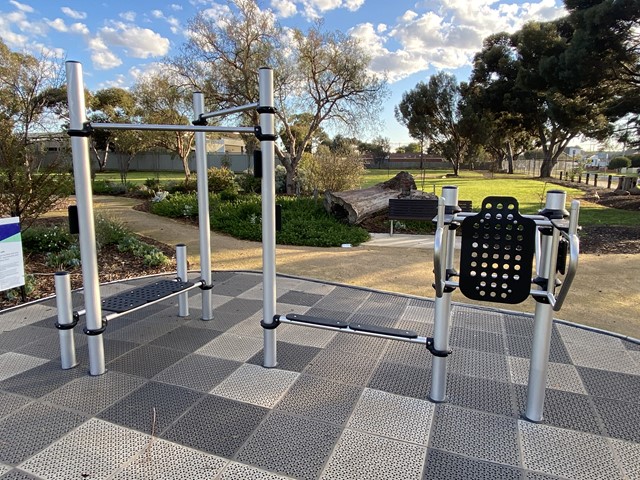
[47,18,68,32]
[352,0,568,83]
[271,0,297,18]
[98,22,170,59]
[170,4,183,11]
[61,7,86,20]
[88,37,122,70]
[9,0,33,13]
[150,9,182,34]
[343,0,365,12]
[120,11,136,22]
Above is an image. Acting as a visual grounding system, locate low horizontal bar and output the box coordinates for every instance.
[103,281,203,322]
[276,315,428,345]
[90,122,255,134]
[200,102,259,120]
[443,280,557,305]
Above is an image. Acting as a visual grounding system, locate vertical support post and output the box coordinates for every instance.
[259,67,278,368]
[607,175,612,189]
[193,93,213,320]
[593,173,598,187]
[429,185,458,403]
[525,190,566,422]
[176,244,189,317]
[55,272,77,370]
[65,61,105,376]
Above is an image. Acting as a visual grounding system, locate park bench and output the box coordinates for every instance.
[388,198,473,235]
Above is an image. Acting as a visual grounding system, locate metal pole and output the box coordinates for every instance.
[429,185,458,402]
[525,190,566,422]
[259,68,278,368]
[192,93,213,320]
[90,122,255,134]
[176,244,189,317]
[65,61,105,376]
[55,271,77,370]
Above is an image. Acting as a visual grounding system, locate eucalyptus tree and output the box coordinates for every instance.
[395,72,474,175]
[88,87,136,172]
[133,71,195,181]
[0,40,72,228]
[171,0,388,193]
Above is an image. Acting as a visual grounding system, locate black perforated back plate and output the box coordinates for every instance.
[101,280,194,313]
[459,197,536,304]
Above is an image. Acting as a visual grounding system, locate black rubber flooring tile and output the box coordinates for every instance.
[106,344,188,379]
[449,327,507,355]
[0,392,31,420]
[162,394,268,458]
[277,291,323,307]
[368,361,432,400]
[446,373,516,417]
[189,298,263,332]
[74,338,139,363]
[276,374,362,425]
[505,330,572,364]
[0,403,85,465]
[0,327,52,352]
[303,349,378,386]
[423,449,523,480]
[577,366,640,404]
[514,385,604,435]
[0,360,85,398]
[98,381,203,435]
[592,396,640,443]
[236,410,342,480]
[622,339,640,351]
[153,354,242,392]
[0,469,43,479]
[212,275,262,297]
[149,325,221,352]
[247,341,321,373]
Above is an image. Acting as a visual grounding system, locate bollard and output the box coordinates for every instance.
[176,244,189,317]
[55,272,78,369]
[607,175,612,189]
[593,174,598,187]
[585,173,590,184]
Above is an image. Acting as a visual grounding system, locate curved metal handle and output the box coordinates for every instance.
[433,197,445,298]
[553,200,580,311]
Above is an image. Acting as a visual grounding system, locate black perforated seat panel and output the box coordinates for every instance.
[459,197,536,304]
[101,280,194,313]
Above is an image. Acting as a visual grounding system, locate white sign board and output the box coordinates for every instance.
[0,217,25,291]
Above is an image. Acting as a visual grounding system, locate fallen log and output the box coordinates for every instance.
[324,171,434,225]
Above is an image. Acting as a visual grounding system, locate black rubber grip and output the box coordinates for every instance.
[285,314,348,328]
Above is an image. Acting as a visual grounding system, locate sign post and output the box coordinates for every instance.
[0,217,25,292]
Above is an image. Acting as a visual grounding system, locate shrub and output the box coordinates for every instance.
[46,245,81,269]
[208,166,236,193]
[22,225,73,253]
[149,192,199,218]
[275,165,287,193]
[94,215,129,247]
[144,177,161,191]
[2,274,36,301]
[608,156,631,170]
[628,154,640,168]
[166,179,197,194]
[299,145,365,193]
[116,236,168,267]
[236,171,261,193]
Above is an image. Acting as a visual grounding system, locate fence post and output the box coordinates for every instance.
[607,175,612,189]
[593,174,598,187]
[559,171,563,180]
[585,173,590,184]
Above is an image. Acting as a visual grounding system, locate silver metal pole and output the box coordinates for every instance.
[176,244,189,317]
[525,190,566,421]
[429,185,458,402]
[90,122,255,134]
[200,102,259,120]
[193,93,213,321]
[259,68,278,368]
[65,61,105,376]
[55,271,77,370]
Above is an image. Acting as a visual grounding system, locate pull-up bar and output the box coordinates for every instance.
[64,60,277,376]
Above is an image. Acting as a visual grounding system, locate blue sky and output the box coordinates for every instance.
[0,0,568,146]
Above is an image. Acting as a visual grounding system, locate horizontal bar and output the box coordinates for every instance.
[103,281,204,322]
[200,102,259,120]
[276,315,429,345]
[90,122,255,134]
[453,211,553,226]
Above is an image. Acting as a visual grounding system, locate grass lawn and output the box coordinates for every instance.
[362,169,640,226]
[94,170,186,185]
[97,168,640,228]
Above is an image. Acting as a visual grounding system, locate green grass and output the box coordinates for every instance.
[94,170,186,185]
[362,169,640,226]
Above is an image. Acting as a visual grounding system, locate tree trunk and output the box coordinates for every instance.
[324,171,424,225]
[505,141,514,174]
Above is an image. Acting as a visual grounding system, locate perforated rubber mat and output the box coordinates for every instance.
[0,271,638,480]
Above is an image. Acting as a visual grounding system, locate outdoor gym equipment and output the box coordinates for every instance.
[60,61,276,375]
[430,186,580,422]
[260,182,579,423]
